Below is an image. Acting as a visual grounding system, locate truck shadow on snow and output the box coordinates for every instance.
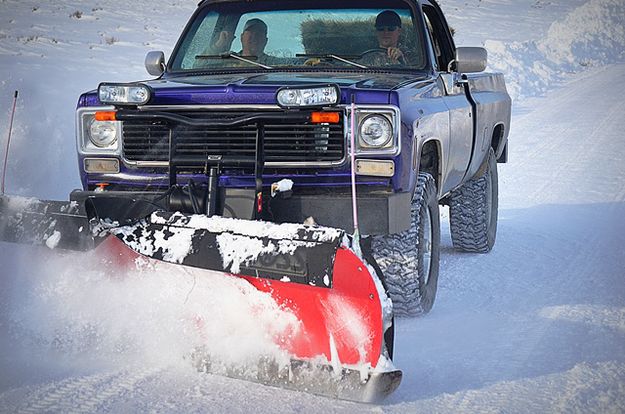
[388,201,625,403]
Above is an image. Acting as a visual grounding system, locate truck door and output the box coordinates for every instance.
[422,3,473,195]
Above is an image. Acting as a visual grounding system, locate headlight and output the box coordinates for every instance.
[77,107,122,156]
[276,85,339,108]
[359,114,393,148]
[98,83,151,105]
[89,119,118,148]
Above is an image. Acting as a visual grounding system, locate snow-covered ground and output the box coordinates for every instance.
[1,0,625,412]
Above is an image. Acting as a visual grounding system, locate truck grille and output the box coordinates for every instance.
[122,110,345,167]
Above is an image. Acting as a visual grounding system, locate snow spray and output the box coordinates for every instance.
[1,90,18,195]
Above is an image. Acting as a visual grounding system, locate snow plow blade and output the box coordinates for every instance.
[0,193,401,402]
[0,194,93,251]
[97,234,401,403]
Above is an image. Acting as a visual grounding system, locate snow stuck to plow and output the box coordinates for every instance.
[98,211,343,282]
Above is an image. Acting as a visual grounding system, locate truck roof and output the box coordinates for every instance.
[198,0,425,5]
[194,0,445,15]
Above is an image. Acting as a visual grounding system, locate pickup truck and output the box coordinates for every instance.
[74,0,511,316]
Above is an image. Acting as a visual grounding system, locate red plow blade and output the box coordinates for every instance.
[96,233,401,402]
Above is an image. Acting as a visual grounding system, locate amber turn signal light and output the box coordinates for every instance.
[310,112,340,124]
[94,111,117,121]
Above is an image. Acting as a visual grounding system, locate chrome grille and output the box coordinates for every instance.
[122,110,345,167]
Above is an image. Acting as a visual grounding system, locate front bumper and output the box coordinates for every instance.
[270,190,411,235]
[70,188,412,235]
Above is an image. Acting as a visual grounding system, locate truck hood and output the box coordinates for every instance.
[161,71,423,89]
[129,71,426,106]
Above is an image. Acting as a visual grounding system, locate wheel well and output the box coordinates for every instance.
[419,141,441,188]
[491,124,505,153]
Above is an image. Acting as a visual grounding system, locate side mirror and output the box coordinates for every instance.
[454,47,487,73]
[145,51,166,77]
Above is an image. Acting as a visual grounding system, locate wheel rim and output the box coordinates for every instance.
[422,206,433,286]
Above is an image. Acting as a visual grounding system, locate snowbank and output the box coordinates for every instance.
[485,0,625,99]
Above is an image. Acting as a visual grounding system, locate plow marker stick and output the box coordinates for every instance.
[349,98,361,256]
[1,90,18,195]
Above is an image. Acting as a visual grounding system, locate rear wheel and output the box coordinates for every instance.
[371,173,440,317]
[449,148,499,253]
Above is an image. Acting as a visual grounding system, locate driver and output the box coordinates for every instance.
[371,10,405,64]
[210,18,270,62]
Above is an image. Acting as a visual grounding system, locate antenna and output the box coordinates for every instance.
[1,90,18,195]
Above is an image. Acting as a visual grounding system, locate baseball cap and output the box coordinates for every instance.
[375,10,402,29]
[242,18,268,35]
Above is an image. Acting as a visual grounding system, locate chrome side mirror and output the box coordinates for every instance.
[454,47,487,73]
[145,51,166,77]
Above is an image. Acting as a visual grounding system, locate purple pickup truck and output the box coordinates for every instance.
[74,0,511,316]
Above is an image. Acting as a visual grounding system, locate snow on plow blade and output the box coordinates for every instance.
[102,210,343,288]
[0,194,401,402]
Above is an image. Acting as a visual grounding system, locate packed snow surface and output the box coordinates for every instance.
[1,0,625,412]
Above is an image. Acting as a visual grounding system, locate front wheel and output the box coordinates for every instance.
[449,147,499,253]
[371,173,440,317]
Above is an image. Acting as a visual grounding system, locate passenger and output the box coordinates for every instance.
[370,10,406,64]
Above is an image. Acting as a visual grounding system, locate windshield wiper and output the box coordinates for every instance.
[296,53,368,69]
[195,52,273,69]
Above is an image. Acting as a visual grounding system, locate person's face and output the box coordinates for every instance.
[376,26,401,48]
[240,28,267,55]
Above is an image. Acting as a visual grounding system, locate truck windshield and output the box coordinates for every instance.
[170,1,426,72]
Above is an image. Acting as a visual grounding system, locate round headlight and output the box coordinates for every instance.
[359,115,392,148]
[89,119,118,148]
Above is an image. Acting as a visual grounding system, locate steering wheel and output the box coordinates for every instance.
[359,48,406,65]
